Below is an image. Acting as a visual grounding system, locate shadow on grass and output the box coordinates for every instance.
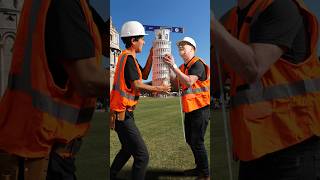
[116,168,196,180]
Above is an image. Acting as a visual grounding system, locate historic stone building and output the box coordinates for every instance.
[109,17,121,91]
[0,0,23,97]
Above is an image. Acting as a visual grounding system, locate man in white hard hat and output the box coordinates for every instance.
[110,21,171,180]
[163,37,210,180]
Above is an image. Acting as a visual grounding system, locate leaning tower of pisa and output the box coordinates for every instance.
[152,29,171,92]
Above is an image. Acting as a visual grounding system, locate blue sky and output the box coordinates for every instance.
[111,0,210,82]
[212,0,320,55]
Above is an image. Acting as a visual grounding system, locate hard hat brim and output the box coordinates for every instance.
[121,33,148,38]
[176,40,196,49]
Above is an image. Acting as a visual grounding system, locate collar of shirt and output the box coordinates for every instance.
[184,56,196,68]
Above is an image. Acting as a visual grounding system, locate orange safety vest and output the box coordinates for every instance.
[0,0,102,158]
[221,0,320,161]
[110,50,142,112]
[180,57,210,113]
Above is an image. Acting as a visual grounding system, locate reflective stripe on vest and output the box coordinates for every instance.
[8,75,94,123]
[112,84,139,101]
[182,86,210,96]
[6,0,94,124]
[231,78,320,107]
[112,54,140,101]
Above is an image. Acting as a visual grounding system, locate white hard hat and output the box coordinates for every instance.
[176,37,196,49]
[120,21,148,38]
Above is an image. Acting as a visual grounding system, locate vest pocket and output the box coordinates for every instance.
[272,98,291,119]
[291,95,316,122]
[243,101,272,122]
[39,113,58,142]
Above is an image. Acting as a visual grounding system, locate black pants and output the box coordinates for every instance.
[46,152,77,180]
[110,111,149,180]
[239,136,320,180]
[185,105,210,176]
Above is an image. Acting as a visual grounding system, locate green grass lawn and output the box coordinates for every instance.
[211,110,239,180]
[76,112,109,180]
[75,98,239,180]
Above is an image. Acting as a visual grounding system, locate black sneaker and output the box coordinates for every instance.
[183,168,201,176]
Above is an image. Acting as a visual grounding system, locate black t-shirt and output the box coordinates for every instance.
[184,59,207,81]
[124,56,143,89]
[237,0,310,64]
[45,0,106,88]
